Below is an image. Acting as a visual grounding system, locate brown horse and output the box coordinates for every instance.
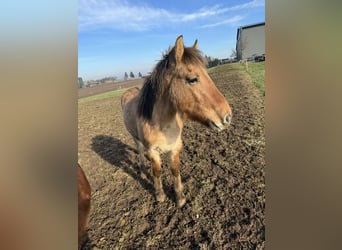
[78,163,91,247]
[121,35,232,207]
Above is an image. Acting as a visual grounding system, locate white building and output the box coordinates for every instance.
[236,22,265,60]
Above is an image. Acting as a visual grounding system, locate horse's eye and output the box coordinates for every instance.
[186,77,199,85]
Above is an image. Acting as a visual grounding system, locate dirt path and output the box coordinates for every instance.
[78,64,265,249]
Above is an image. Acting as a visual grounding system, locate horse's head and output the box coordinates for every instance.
[170,35,232,131]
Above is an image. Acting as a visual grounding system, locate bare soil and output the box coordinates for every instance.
[78,79,145,99]
[78,64,265,249]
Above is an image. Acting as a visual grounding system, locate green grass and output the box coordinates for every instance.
[78,88,130,104]
[245,61,265,95]
[209,61,265,95]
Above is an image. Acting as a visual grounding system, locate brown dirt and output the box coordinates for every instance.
[78,64,265,249]
[78,78,144,99]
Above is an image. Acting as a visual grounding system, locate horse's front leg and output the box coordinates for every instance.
[147,149,166,202]
[171,147,186,208]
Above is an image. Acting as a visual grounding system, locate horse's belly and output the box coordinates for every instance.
[122,101,139,139]
[123,113,138,138]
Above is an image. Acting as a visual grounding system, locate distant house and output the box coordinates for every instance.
[236,22,265,60]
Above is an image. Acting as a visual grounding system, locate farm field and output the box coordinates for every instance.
[78,78,144,99]
[78,62,265,249]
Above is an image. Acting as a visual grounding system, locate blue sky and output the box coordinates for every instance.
[78,0,264,80]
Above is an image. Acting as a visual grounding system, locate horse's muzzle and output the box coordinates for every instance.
[208,113,232,131]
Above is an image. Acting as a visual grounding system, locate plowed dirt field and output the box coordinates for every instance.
[78,63,265,249]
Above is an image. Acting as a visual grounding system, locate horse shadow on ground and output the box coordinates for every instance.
[91,135,157,195]
[79,233,90,250]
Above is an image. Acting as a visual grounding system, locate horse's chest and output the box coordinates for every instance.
[151,120,181,153]
[161,121,180,143]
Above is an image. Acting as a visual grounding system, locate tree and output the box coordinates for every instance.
[230,49,237,59]
[130,72,135,78]
[78,77,84,88]
[138,72,142,78]
[100,76,117,83]
[124,72,128,81]
[205,55,220,68]
[205,55,212,64]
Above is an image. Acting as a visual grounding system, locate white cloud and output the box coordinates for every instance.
[79,0,264,32]
[180,5,222,22]
[200,15,245,29]
[222,0,264,11]
[182,0,264,22]
[79,0,171,31]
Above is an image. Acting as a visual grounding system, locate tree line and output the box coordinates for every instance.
[205,49,238,68]
[124,72,143,80]
[205,55,220,68]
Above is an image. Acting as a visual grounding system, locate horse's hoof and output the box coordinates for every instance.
[156,192,166,202]
[177,197,186,208]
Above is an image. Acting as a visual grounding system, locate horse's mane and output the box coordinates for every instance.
[137,46,206,120]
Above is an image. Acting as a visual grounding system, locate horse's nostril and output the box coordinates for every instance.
[224,114,232,124]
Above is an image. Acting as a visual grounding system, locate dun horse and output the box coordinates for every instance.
[121,36,232,207]
[78,163,91,247]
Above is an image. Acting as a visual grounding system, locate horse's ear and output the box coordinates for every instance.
[192,39,198,49]
[175,35,184,63]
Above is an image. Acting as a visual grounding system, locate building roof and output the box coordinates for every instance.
[236,22,265,41]
[239,22,265,30]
